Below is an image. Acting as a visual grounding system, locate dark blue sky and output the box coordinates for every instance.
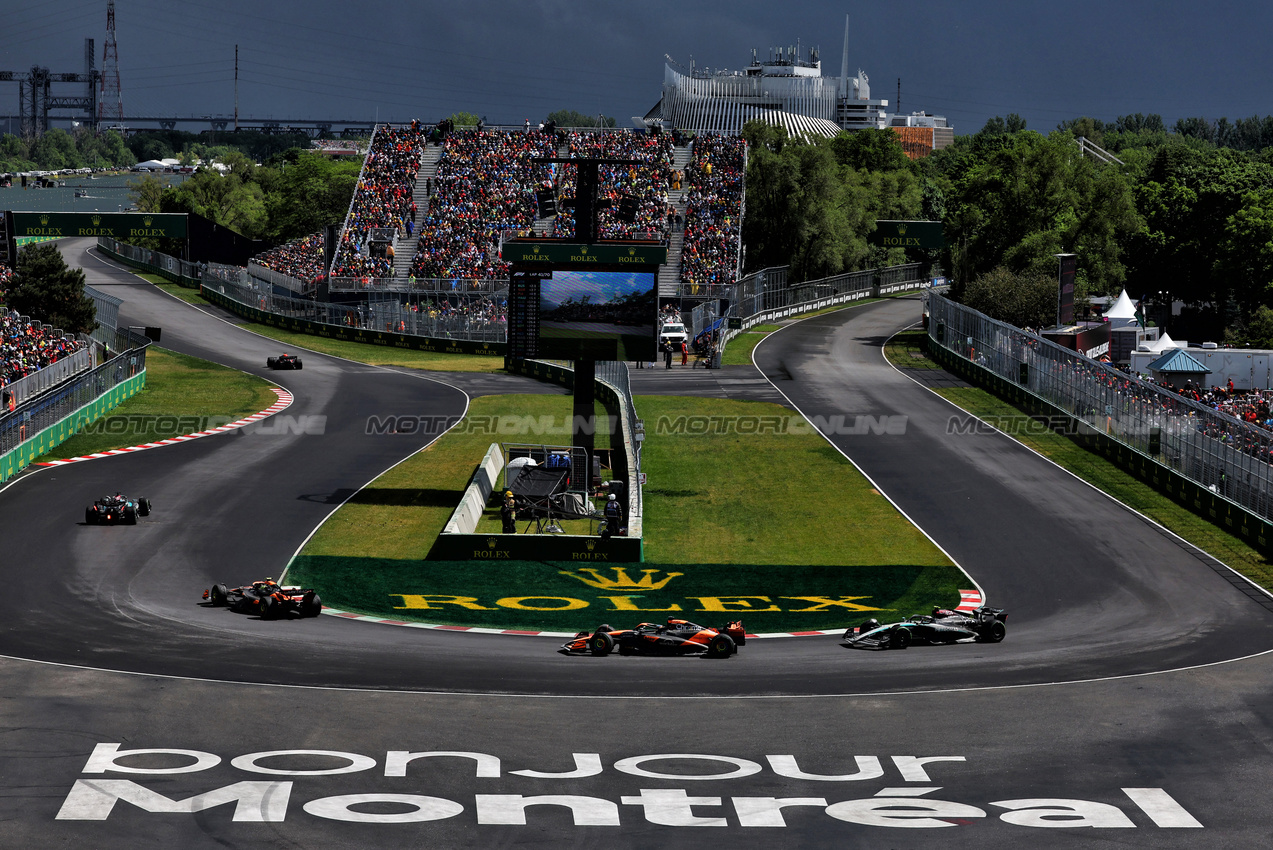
[4,1,1268,136]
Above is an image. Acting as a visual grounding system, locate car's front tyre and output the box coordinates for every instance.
[589,631,614,657]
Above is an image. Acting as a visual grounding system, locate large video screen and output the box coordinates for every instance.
[537,269,657,359]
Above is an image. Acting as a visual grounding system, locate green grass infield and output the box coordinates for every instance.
[36,347,278,461]
[286,556,969,634]
[287,392,972,631]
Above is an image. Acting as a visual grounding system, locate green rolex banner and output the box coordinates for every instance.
[871,220,944,250]
[10,212,188,241]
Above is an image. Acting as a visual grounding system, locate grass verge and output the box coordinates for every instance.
[287,393,968,629]
[35,347,277,461]
[238,322,506,372]
[125,268,505,372]
[885,329,1273,589]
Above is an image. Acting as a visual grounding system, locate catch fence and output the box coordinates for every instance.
[927,293,1273,520]
[0,325,149,460]
[696,263,935,358]
[204,267,508,343]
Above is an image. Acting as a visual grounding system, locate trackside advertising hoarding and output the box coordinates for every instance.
[10,212,188,241]
[872,221,943,250]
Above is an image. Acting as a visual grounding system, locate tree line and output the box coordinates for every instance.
[0,127,319,174]
[742,112,1273,345]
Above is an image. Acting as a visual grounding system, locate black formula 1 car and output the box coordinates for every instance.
[843,606,1007,649]
[203,578,322,619]
[561,618,746,658]
[266,353,303,370]
[85,493,151,525]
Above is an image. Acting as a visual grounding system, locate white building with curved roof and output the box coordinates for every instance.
[639,17,952,152]
[642,43,885,138]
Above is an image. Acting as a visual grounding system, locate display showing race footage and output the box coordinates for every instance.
[537,269,657,359]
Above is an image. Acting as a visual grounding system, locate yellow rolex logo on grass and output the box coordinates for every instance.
[560,567,684,590]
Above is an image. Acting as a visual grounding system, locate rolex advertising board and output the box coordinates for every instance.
[9,212,188,241]
[872,220,943,250]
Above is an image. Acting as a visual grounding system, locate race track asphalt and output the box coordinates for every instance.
[3,242,1273,847]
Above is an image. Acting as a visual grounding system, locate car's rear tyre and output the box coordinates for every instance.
[301,593,322,618]
[890,627,911,649]
[259,595,276,619]
[589,631,614,657]
[85,508,95,525]
[980,621,1006,643]
[137,498,151,516]
[210,584,228,606]
[707,633,736,658]
[295,360,303,370]
[124,507,137,525]
[267,358,276,368]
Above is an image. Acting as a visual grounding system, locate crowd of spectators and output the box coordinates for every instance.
[329,122,425,280]
[310,139,367,154]
[1160,378,1273,436]
[255,126,748,313]
[552,131,675,240]
[1002,327,1273,483]
[410,130,556,281]
[252,233,326,285]
[410,295,506,331]
[0,264,13,306]
[679,133,746,293]
[1,309,87,390]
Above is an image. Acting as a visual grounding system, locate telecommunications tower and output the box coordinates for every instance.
[98,0,123,127]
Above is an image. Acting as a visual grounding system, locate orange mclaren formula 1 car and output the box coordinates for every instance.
[561,618,746,658]
[203,578,322,619]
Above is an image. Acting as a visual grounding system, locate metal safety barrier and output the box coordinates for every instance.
[927,293,1273,520]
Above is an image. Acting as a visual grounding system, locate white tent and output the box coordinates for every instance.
[1147,332,1177,352]
[1099,287,1140,323]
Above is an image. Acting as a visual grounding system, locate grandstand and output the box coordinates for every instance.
[0,306,92,400]
[248,122,747,321]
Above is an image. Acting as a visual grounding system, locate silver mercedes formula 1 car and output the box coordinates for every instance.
[843,606,1007,649]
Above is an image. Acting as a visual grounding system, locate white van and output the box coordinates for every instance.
[659,322,688,346]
